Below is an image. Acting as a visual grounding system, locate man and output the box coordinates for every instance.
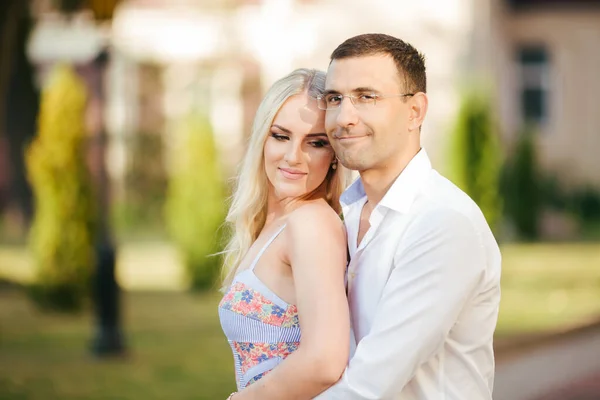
[314,33,502,399]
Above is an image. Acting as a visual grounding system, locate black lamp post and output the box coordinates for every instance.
[89,49,125,357]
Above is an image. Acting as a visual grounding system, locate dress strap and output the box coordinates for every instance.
[248,224,287,272]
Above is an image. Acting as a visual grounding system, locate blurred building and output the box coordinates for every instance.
[3,0,600,225]
[478,0,600,189]
[25,0,476,188]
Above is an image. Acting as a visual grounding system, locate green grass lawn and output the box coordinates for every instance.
[0,289,236,400]
[1,242,599,399]
[496,242,600,337]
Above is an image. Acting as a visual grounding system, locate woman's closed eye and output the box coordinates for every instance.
[270,132,289,141]
[309,139,330,148]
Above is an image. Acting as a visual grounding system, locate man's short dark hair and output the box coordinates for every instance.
[330,33,426,94]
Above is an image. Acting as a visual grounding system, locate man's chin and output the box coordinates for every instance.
[338,157,370,172]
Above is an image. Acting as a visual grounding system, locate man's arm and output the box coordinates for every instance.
[315,208,486,399]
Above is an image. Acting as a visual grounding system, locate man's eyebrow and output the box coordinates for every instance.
[305,133,328,138]
[271,124,292,134]
[352,86,379,93]
[322,87,380,96]
[321,89,340,96]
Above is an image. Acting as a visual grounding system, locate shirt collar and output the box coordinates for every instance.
[340,148,432,214]
[340,175,367,209]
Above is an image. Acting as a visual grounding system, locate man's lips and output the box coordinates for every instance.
[338,136,365,140]
[331,130,369,141]
[336,135,368,142]
[279,167,307,180]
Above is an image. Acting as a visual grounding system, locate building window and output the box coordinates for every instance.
[508,0,600,10]
[517,46,550,125]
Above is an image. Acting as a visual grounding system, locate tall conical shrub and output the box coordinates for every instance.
[448,91,503,233]
[165,113,226,291]
[26,64,97,311]
[501,125,541,240]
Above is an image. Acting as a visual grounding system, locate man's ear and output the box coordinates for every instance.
[408,92,428,132]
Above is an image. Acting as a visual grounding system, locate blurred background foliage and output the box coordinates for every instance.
[164,113,226,291]
[501,124,542,240]
[448,89,503,234]
[25,64,97,311]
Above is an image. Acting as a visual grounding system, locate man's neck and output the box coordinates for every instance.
[359,146,421,207]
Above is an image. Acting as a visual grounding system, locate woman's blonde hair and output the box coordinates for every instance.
[220,68,349,289]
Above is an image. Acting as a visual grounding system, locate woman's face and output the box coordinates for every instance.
[264,93,335,204]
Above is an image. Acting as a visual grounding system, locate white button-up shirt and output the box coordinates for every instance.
[315,149,501,400]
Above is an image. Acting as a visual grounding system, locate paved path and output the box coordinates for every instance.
[493,326,600,400]
[533,372,600,400]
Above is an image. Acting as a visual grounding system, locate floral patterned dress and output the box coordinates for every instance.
[218,225,300,390]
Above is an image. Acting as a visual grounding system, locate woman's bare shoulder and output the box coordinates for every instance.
[284,200,347,268]
[282,201,345,248]
[287,200,344,235]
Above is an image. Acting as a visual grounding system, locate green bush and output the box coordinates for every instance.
[164,113,226,291]
[570,186,600,222]
[25,64,97,311]
[448,91,503,232]
[539,175,568,211]
[501,125,542,240]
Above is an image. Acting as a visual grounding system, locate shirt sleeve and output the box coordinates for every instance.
[313,208,486,399]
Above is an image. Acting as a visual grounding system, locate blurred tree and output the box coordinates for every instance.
[88,0,120,20]
[26,64,97,311]
[55,0,87,14]
[165,113,226,291]
[448,91,503,233]
[55,0,121,20]
[0,0,39,226]
[501,125,542,240]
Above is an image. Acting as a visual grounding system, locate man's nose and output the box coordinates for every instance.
[334,97,359,129]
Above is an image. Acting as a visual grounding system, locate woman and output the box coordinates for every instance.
[218,68,350,399]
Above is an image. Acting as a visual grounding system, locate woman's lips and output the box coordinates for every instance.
[279,167,307,180]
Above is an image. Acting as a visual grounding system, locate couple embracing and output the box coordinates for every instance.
[218,33,501,400]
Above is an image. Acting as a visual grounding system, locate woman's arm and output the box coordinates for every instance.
[233,203,350,400]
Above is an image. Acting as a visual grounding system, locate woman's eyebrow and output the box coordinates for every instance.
[271,124,292,134]
[272,125,327,138]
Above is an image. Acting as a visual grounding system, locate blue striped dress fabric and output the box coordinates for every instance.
[218,225,301,390]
